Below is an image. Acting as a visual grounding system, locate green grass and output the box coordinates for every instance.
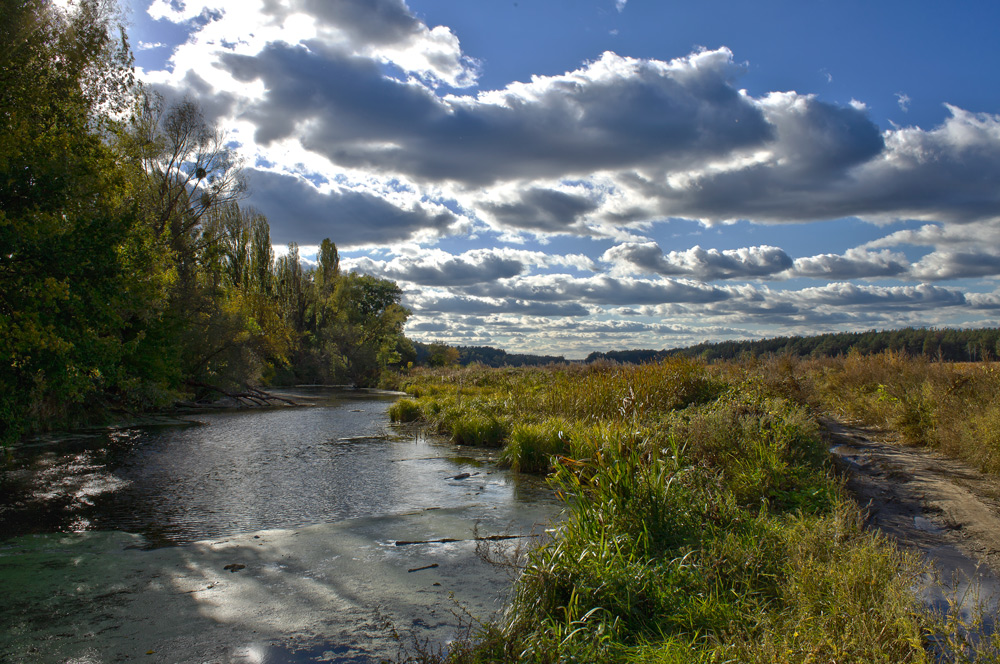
[388,398,422,422]
[391,359,1000,663]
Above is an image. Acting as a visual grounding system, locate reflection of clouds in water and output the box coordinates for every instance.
[0,411,560,662]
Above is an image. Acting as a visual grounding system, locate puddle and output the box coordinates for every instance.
[914,516,945,534]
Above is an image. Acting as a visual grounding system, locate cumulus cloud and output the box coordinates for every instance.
[463,274,730,305]
[349,248,598,286]
[865,220,1000,250]
[603,242,793,280]
[351,250,524,286]
[792,248,910,279]
[787,282,966,309]
[146,2,1000,235]
[605,103,1000,228]
[967,291,1000,310]
[147,0,478,87]
[215,46,771,187]
[136,4,1000,352]
[910,251,1000,281]
[409,293,591,317]
[480,187,602,233]
[246,169,458,246]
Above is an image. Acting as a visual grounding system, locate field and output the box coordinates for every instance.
[389,354,1000,663]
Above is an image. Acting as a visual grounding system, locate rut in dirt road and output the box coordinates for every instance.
[825,418,1000,618]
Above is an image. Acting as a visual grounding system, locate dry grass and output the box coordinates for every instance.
[388,357,1000,663]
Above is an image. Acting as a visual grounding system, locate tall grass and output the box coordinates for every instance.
[391,358,1000,663]
[801,350,1000,473]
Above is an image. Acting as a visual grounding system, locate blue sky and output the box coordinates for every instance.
[122,0,1000,357]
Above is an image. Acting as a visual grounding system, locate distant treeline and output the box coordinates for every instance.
[413,343,565,367]
[586,327,1000,364]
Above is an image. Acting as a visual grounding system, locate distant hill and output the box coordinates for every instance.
[585,327,1000,364]
[457,345,566,367]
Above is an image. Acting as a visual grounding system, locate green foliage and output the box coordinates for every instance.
[273,258,411,387]
[501,419,569,472]
[443,407,508,448]
[0,0,151,441]
[388,398,422,423]
[0,0,411,439]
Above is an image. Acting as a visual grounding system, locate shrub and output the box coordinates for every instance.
[388,398,422,423]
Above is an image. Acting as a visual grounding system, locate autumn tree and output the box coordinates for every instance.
[0,0,158,441]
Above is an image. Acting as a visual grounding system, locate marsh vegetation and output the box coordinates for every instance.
[390,355,1000,663]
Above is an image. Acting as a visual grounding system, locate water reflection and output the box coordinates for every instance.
[0,388,554,547]
[1,389,561,663]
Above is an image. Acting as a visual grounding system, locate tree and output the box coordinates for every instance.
[0,0,151,441]
[428,344,460,367]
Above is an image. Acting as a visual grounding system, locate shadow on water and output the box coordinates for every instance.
[0,388,561,663]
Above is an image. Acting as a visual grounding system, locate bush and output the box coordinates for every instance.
[388,398,422,423]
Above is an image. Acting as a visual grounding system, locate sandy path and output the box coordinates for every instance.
[825,419,1000,615]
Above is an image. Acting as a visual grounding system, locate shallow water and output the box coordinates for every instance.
[1,388,552,546]
[0,389,561,663]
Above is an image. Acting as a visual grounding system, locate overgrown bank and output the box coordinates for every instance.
[1,1,413,445]
[390,359,998,662]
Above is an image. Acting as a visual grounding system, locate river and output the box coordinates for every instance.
[0,388,561,663]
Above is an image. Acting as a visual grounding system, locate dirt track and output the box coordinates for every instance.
[825,419,1000,614]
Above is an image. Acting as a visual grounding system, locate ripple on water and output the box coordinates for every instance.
[0,388,555,547]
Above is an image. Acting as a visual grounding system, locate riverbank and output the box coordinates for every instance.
[390,360,1000,662]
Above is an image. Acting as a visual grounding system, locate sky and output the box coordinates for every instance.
[120,0,1000,358]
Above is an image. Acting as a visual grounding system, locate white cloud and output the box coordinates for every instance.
[347,247,600,286]
[792,248,910,280]
[603,242,793,280]
[910,251,1000,281]
[145,0,478,87]
[135,5,1000,354]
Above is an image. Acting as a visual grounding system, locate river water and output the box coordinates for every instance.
[0,389,561,663]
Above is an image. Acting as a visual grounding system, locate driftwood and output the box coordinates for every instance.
[179,381,299,410]
[394,534,528,547]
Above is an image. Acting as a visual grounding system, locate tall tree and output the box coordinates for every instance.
[0,0,151,441]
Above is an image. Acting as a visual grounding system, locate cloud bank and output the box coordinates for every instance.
[137,0,1000,356]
